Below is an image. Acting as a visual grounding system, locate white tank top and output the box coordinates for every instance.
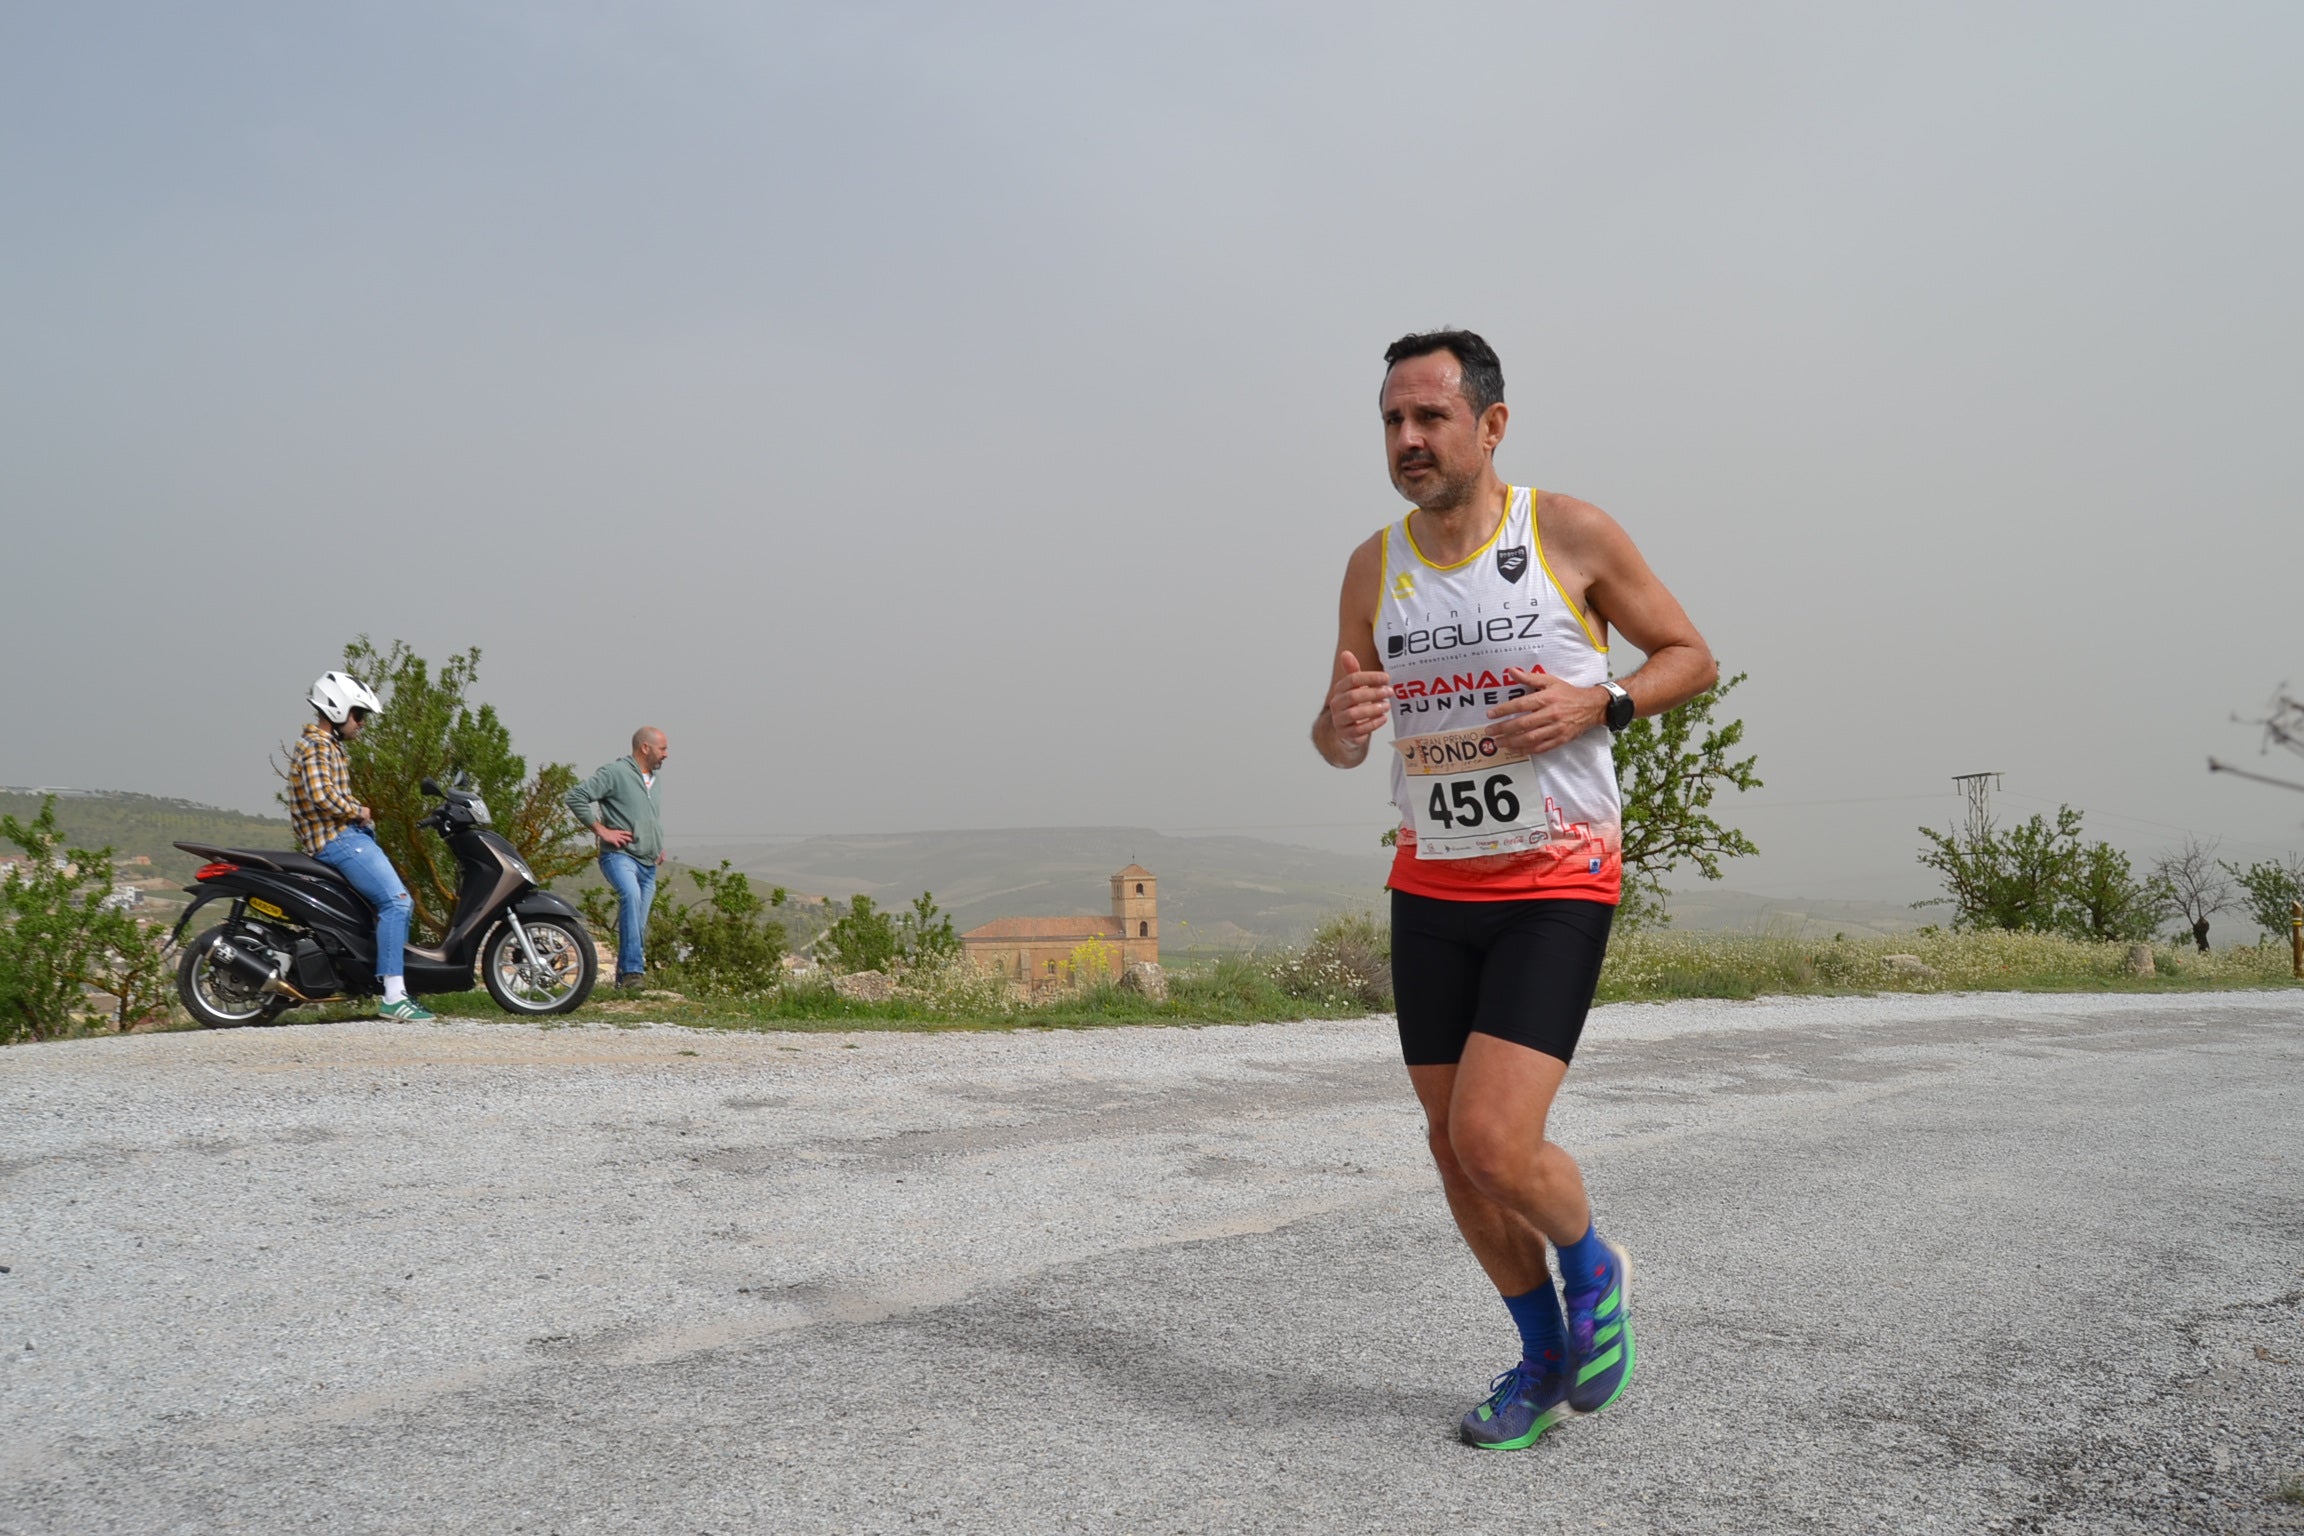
[1378,486,1623,903]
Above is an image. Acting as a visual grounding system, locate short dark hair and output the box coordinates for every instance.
[1382,329,1504,416]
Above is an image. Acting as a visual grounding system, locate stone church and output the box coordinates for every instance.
[960,865,1157,986]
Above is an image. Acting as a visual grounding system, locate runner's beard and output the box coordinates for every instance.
[1392,454,1483,512]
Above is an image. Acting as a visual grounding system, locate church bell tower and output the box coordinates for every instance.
[1111,865,1157,965]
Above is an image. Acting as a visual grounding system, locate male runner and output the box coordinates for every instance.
[1311,329,1715,1448]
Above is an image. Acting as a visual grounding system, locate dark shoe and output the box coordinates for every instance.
[616,972,647,991]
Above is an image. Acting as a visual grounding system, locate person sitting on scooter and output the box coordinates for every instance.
[289,672,432,1022]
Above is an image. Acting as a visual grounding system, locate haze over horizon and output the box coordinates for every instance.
[6,3,2301,903]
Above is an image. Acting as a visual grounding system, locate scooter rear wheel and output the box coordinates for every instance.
[177,926,291,1029]
[481,916,596,1015]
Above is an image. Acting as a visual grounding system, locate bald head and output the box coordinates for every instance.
[632,726,669,773]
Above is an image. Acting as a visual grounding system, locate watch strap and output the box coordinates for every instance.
[1601,680,1634,732]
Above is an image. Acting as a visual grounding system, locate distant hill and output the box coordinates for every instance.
[0,787,290,883]
[667,827,1395,950]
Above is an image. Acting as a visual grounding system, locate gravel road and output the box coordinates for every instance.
[4,992,2301,1534]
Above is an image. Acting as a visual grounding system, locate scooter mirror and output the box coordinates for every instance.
[420,779,441,797]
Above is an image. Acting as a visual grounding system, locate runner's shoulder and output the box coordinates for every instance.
[1535,490,1637,564]
[1340,527,1387,585]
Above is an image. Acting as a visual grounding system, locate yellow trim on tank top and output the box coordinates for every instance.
[1529,486,1608,653]
[1400,486,1513,572]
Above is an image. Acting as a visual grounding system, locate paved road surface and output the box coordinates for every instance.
[3,992,2301,1534]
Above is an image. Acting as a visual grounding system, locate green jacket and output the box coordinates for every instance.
[564,756,664,863]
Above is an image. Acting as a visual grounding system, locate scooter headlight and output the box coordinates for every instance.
[507,850,535,883]
[469,797,492,827]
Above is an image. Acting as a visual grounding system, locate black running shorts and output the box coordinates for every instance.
[1390,888,1615,1067]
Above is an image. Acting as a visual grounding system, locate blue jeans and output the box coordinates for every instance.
[315,828,414,982]
[599,850,657,977]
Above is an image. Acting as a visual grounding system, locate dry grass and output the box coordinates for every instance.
[1598,925,2299,1003]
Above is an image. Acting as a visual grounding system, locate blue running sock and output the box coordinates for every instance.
[1558,1221,1610,1297]
[1503,1279,1567,1367]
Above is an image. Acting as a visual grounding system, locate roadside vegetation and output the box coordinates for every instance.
[237,914,2298,1038]
[10,648,2303,1047]
[1,797,172,1042]
[9,888,2298,1046]
[1595,925,2296,1003]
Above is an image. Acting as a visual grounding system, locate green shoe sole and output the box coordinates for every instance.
[1463,1403,1570,1451]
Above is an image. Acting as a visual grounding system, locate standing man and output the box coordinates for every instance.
[1312,330,1716,1449]
[290,671,432,1022]
[566,727,669,991]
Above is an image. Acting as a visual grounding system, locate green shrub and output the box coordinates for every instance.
[2226,853,2304,941]
[579,860,786,995]
[329,637,590,940]
[1169,953,1298,1016]
[819,891,961,976]
[1272,910,1392,1010]
[659,862,787,994]
[892,950,1016,1014]
[1,797,174,1042]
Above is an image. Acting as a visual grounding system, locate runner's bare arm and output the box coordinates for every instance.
[1487,494,1717,756]
[1312,534,1391,768]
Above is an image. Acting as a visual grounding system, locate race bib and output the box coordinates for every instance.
[1395,725,1550,860]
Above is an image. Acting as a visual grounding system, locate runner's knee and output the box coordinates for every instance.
[1447,1115,1533,1195]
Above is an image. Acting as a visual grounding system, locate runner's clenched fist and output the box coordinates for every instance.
[1327,650,1394,750]
[1487,666,1608,757]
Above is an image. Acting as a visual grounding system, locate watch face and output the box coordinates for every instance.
[1607,687,1634,730]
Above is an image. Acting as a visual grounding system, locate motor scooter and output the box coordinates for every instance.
[169,772,596,1026]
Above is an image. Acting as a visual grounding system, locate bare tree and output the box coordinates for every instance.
[2151,835,2234,952]
[2208,685,2304,793]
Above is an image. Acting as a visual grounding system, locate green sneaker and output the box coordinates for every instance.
[1460,1357,1572,1449]
[378,997,435,1022]
[1565,1238,1636,1415]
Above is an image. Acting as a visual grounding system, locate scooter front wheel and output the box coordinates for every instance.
[481,916,596,1016]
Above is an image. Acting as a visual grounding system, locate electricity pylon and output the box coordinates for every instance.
[1952,772,2002,843]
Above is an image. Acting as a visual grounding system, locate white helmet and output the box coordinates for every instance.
[309,671,383,724]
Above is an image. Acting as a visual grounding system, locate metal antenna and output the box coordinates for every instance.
[1951,772,2001,843]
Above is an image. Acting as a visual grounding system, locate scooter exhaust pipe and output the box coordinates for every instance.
[210,937,284,991]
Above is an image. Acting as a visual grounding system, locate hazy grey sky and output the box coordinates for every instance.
[6,1,2301,901]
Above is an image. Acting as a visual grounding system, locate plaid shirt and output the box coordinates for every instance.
[287,721,367,854]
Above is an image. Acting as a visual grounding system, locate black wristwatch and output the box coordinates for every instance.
[1600,680,1635,733]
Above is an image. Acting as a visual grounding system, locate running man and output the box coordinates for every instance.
[1312,329,1716,1448]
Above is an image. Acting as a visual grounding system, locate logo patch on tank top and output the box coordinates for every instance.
[1495,544,1529,582]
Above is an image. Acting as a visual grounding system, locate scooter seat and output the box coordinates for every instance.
[175,841,348,883]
